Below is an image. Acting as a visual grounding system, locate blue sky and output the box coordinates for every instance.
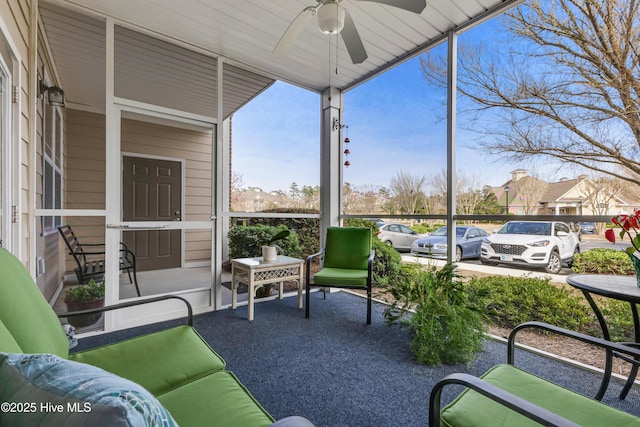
[231,15,568,194]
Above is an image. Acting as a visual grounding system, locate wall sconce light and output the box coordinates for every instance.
[39,80,66,107]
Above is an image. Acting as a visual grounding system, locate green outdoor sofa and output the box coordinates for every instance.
[0,248,313,427]
[430,321,640,427]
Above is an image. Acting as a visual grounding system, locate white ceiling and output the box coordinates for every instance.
[40,0,521,117]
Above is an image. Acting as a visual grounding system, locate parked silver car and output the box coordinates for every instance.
[411,226,489,262]
[377,222,420,251]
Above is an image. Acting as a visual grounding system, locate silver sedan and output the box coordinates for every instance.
[411,226,489,262]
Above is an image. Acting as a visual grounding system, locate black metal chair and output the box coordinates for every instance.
[58,225,141,297]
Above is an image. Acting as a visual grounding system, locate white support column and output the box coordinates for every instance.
[214,56,225,310]
[104,18,120,330]
[446,30,458,262]
[320,87,342,245]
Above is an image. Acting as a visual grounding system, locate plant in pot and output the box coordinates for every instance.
[261,229,290,263]
[63,278,105,328]
[256,229,291,298]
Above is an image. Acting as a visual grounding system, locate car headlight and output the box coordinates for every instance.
[434,243,447,249]
[528,240,551,247]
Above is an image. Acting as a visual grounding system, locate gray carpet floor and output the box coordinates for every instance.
[73,291,640,426]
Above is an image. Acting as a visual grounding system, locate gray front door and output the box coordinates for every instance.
[122,156,181,271]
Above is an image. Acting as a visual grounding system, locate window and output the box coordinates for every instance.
[42,91,62,234]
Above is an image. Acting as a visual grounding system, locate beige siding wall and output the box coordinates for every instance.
[35,30,66,300]
[63,109,106,276]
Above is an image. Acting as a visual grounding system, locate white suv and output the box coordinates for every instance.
[480,221,580,274]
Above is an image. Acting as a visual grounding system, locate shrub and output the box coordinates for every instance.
[228,224,301,259]
[249,208,319,258]
[599,299,635,342]
[371,238,403,288]
[571,248,634,275]
[465,276,592,331]
[411,223,445,234]
[344,218,403,288]
[384,263,486,366]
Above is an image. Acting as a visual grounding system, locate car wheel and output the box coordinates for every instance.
[545,250,562,274]
[455,246,462,262]
[384,240,393,246]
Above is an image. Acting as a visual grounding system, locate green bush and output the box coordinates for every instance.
[571,248,634,275]
[384,263,486,366]
[371,238,403,288]
[228,224,301,259]
[600,299,635,342]
[410,223,431,234]
[248,208,319,258]
[466,276,592,331]
[344,218,403,288]
[410,223,445,234]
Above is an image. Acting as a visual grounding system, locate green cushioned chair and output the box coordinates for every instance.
[430,321,640,427]
[305,227,375,324]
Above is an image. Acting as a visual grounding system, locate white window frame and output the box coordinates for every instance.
[41,80,63,236]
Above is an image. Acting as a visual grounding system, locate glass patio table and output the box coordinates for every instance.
[566,274,640,400]
[231,255,304,321]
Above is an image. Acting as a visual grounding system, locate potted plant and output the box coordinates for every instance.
[261,229,290,262]
[63,278,105,328]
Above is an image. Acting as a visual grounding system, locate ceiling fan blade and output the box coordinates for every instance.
[273,7,316,56]
[357,0,427,14]
[340,11,367,64]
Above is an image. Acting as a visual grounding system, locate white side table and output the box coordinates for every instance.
[231,255,304,321]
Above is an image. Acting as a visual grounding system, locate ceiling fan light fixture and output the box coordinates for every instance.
[317,1,345,34]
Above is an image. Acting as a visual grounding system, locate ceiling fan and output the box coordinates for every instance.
[273,0,427,64]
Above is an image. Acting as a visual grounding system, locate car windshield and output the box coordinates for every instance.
[497,222,551,236]
[431,227,466,237]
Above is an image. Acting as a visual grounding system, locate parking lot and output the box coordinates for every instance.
[399,230,632,279]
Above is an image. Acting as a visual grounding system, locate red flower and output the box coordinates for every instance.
[605,228,616,244]
[608,210,640,254]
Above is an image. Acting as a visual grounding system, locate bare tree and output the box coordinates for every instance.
[421,0,640,186]
[581,175,627,231]
[430,169,486,222]
[510,173,548,214]
[230,171,245,211]
[343,182,363,214]
[389,170,427,220]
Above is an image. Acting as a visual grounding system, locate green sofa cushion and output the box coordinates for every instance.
[70,325,225,396]
[441,364,640,427]
[158,370,274,427]
[0,249,68,357]
[0,321,22,354]
[323,227,371,271]
[0,352,177,427]
[313,267,368,287]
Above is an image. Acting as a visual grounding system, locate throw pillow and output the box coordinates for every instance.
[0,352,178,427]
